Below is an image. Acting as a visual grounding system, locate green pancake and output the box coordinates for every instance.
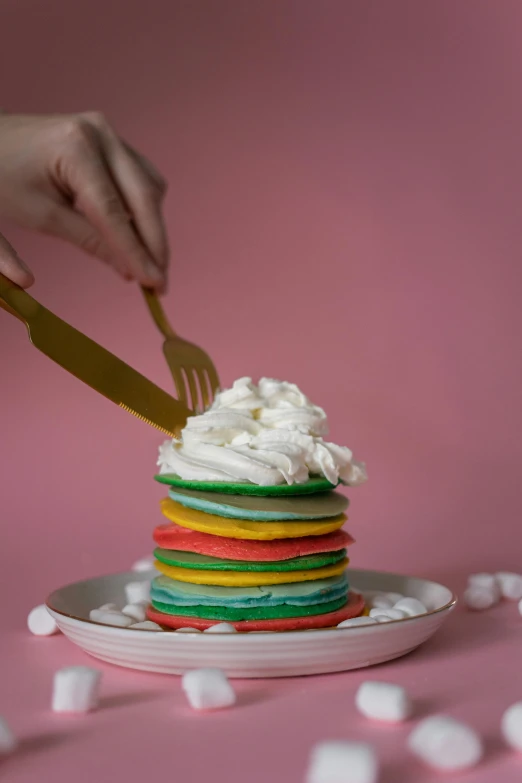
[153,547,347,572]
[150,596,347,620]
[154,474,336,496]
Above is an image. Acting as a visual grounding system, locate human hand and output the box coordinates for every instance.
[0,230,35,288]
[0,112,169,291]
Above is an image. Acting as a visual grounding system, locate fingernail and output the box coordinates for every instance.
[145,261,165,283]
[157,277,168,295]
[16,255,35,283]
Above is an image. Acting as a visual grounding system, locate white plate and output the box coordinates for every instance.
[47,569,456,678]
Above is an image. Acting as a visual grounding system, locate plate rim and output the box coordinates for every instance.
[46,567,458,637]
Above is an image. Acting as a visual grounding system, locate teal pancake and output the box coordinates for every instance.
[154,547,347,571]
[150,573,348,620]
[167,486,348,520]
[155,474,336,496]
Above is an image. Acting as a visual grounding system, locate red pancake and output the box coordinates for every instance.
[146,591,365,632]
[153,523,354,561]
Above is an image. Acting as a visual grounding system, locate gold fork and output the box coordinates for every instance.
[141,287,220,413]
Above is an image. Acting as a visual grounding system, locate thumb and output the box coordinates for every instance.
[0,232,34,288]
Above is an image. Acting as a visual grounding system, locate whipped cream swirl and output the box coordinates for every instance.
[157,377,367,487]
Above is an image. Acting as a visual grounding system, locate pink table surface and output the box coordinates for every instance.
[1,593,522,783]
[2,0,522,780]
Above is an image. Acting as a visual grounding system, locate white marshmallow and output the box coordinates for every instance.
[52,666,102,713]
[203,623,237,633]
[124,581,150,604]
[89,609,134,627]
[121,602,148,623]
[0,716,17,754]
[370,613,393,623]
[131,556,155,572]
[176,627,202,633]
[468,574,501,603]
[181,668,236,710]
[393,597,427,617]
[496,572,522,601]
[463,586,498,611]
[369,608,387,618]
[383,608,407,620]
[337,616,378,628]
[369,608,406,621]
[468,573,498,590]
[355,681,412,723]
[98,603,119,612]
[370,595,394,610]
[27,605,59,636]
[501,702,522,751]
[130,621,162,631]
[306,740,379,783]
[408,715,483,771]
[383,592,404,604]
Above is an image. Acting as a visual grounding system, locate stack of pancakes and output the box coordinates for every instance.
[146,475,365,632]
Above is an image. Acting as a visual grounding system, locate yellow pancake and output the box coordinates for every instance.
[154,557,349,586]
[160,498,347,540]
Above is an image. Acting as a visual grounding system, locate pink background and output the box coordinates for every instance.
[1,1,522,781]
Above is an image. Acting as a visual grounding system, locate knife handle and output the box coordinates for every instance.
[0,273,39,326]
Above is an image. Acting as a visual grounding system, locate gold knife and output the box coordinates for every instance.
[0,273,192,436]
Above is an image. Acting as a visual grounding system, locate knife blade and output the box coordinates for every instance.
[0,273,191,436]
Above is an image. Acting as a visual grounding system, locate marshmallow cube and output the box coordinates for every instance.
[383,592,404,604]
[181,668,236,710]
[408,715,483,771]
[393,598,427,617]
[131,556,155,572]
[203,623,237,633]
[370,613,393,623]
[306,741,379,783]
[52,666,102,713]
[98,603,119,612]
[496,572,522,601]
[468,573,499,590]
[382,608,407,620]
[124,581,150,605]
[27,605,59,636]
[464,586,497,611]
[501,702,522,751]
[355,681,412,723]
[0,716,17,754]
[337,616,378,628]
[121,602,148,623]
[176,627,202,633]
[370,595,394,610]
[468,574,501,603]
[89,609,133,627]
[130,621,162,631]
[369,608,406,621]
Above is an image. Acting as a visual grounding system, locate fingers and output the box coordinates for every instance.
[56,118,166,290]
[101,136,170,273]
[0,232,34,288]
[122,141,167,194]
[42,205,133,282]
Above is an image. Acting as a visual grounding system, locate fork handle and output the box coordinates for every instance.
[140,286,177,340]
